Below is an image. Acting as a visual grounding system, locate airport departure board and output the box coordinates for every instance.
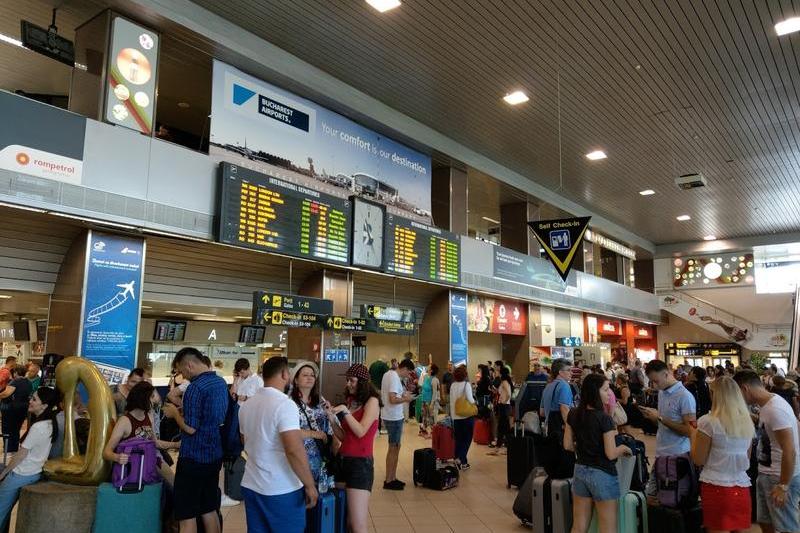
[384,214,460,285]
[217,163,351,264]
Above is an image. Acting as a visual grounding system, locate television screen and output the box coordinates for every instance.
[36,320,47,342]
[153,320,186,341]
[13,321,30,341]
[239,325,265,344]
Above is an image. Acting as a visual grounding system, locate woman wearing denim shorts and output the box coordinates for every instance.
[564,374,633,533]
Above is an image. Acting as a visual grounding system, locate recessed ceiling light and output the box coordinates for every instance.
[776,17,800,36]
[503,90,529,105]
[703,235,717,241]
[366,0,401,12]
[141,305,152,309]
[481,216,500,224]
[0,295,11,299]
[177,102,190,108]
[0,33,23,48]
[586,150,607,160]
[676,215,691,221]
[639,189,655,196]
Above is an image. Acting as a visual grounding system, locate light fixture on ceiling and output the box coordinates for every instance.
[141,305,152,309]
[703,262,723,280]
[366,0,401,12]
[639,189,655,196]
[676,215,691,221]
[233,315,252,320]
[165,310,216,317]
[481,216,500,224]
[586,150,607,160]
[776,17,800,36]
[0,295,11,299]
[503,90,529,105]
[703,235,717,241]
[177,102,190,109]
[0,33,23,48]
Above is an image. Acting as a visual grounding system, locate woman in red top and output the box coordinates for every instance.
[329,364,380,533]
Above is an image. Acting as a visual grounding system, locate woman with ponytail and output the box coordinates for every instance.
[0,386,59,529]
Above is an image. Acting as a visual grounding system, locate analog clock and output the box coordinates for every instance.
[351,198,385,269]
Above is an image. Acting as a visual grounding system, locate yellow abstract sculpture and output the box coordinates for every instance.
[43,357,116,485]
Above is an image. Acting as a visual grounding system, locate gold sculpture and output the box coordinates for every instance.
[43,357,116,485]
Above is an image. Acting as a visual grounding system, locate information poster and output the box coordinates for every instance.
[218,163,351,264]
[467,295,527,336]
[80,232,144,375]
[493,246,577,292]
[450,291,468,366]
[385,214,460,285]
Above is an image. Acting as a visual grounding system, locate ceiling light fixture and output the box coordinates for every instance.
[639,189,655,196]
[703,235,717,241]
[586,150,607,160]
[503,91,529,105]
[481,216,500,225]
[233,315,253,320]
[366,0,401,12]
[165,310,216,317]
[776,17,800,36]
[0,295,11,299]
[676,215,691,221]
[0,33,23,48]
[177,102,190,108]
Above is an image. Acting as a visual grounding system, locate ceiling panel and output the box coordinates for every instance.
[185,0,800,245]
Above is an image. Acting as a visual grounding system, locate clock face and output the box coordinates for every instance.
[352,200,384,268]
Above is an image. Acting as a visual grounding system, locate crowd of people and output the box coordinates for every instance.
[1,349,800,533]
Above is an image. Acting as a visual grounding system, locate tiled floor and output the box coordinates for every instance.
[219,421,763,532]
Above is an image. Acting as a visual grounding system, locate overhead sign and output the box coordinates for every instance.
[256,310,321,328]
[385,213,460,285]
[210,60,432,222]
[80,232,144,375]
[450,291,468,366]
[493,246,578,292]
[528,217,591,281]
[467,295,527,336]
[219,163,352,264]
[373,319,417,335]
[360,304,416,322]
[558,337,583,347]
[325,316,417,335]
[585,230,636,260]
[597,318,622,335]
[252,291,334,318]
[105,16,159,135]
[326,316,369,332]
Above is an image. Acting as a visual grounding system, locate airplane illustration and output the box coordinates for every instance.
[85,280,136,327]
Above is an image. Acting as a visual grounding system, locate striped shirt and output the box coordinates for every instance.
[180,371,228,464]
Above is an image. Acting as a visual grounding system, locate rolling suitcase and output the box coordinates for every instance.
[307,491,335,533]
[532,474,553,533]
[223,455,246,501]
[620,491,648,533]
[413,448,436,486]
[507,423,537,488]
[431,424,455,460]
[93,482,162,533]
[647,504,702,533]
[513,469,536,526]
[332,488,347,533]
[550,478,572,533]
[616,434,649,492]
[425,465,459,490]
[473,418,491,445]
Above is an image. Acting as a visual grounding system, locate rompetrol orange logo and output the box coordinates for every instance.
[15,153,30,165]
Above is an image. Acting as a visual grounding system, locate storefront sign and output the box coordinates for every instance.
[252,291,333,321]
[467,295,527,336]
[634,325,653,339]
[105,17,159,135]
[450,291,468,366]
[80,232,144,374]
[558,337,582,347]
[528,217,591,281]
[597,319,622,336]
[211,61,432,222]
[585,230,636,260]
[360,304,416,322]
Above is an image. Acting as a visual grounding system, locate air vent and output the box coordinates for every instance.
[675,173,707,190]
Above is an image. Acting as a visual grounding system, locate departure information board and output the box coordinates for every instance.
[217,163,351,264]
[384,214,460,285]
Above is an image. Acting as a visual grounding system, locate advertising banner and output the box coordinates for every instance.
[528,217,591,281]
[105,17,159,135]
[0,91,85,185]
[467,295,527,336]
[450,291,468,366]
[493,246,578,293]
[210,60,432,222]
[80,232,144,374]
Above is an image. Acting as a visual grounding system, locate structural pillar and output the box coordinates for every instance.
[431,165,467,234]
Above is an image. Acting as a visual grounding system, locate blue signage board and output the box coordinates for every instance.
[558,337,583,347]
[450,291,468,367]
[323,348,349,363]
[80,232,144,379]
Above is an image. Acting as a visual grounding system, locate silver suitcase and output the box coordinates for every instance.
[532,475,571,533]
[551,478,572,533]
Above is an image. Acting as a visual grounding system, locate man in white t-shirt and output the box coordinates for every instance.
[735,370,800,533]
[380,358,415,490]
[238,357,318,533]
[232,358,263,405]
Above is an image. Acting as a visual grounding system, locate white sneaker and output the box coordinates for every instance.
[221,494,241,507]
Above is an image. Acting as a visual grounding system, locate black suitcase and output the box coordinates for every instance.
[425,465,459,490]
[224,455,246,501]
[647,504,703,533]
[507,424,537,488]
[413,448,436,486]
[513,469,536,526]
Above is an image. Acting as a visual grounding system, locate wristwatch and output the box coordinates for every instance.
[336,411,348,422]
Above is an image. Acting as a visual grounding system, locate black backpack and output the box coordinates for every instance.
[220,394,243,462]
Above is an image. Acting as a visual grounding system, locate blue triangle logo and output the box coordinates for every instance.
[232,84,256,106]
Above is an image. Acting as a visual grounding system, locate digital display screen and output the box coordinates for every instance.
[384,214,460,285]
[153,320,186,341]
[239,325,265,344]
[217,163,351,264]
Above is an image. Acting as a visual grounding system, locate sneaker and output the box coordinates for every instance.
[220,494,241,507]
[383,480,405,491]
[379,429,388,435]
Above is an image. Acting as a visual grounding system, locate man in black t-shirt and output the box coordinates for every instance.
[0,365,33,452]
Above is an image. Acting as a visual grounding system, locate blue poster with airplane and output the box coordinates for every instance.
[80,232,144,375]
[450,291,468,367]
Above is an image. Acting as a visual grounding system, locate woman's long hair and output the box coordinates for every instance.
[22,386,60,444]
[291,363,321,407]
[347,378,382,409]
[709,376,755,439]
[576,373,607,420]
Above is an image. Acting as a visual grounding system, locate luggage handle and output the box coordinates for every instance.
[118,449,145,493]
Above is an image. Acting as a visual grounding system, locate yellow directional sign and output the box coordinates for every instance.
[271,310,283,325]
[333,317,342,329]
[272,295,282,307]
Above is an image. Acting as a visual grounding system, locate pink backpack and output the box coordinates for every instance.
[111,437,162,492]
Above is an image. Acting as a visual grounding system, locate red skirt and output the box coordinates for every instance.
[700,482,751,531]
